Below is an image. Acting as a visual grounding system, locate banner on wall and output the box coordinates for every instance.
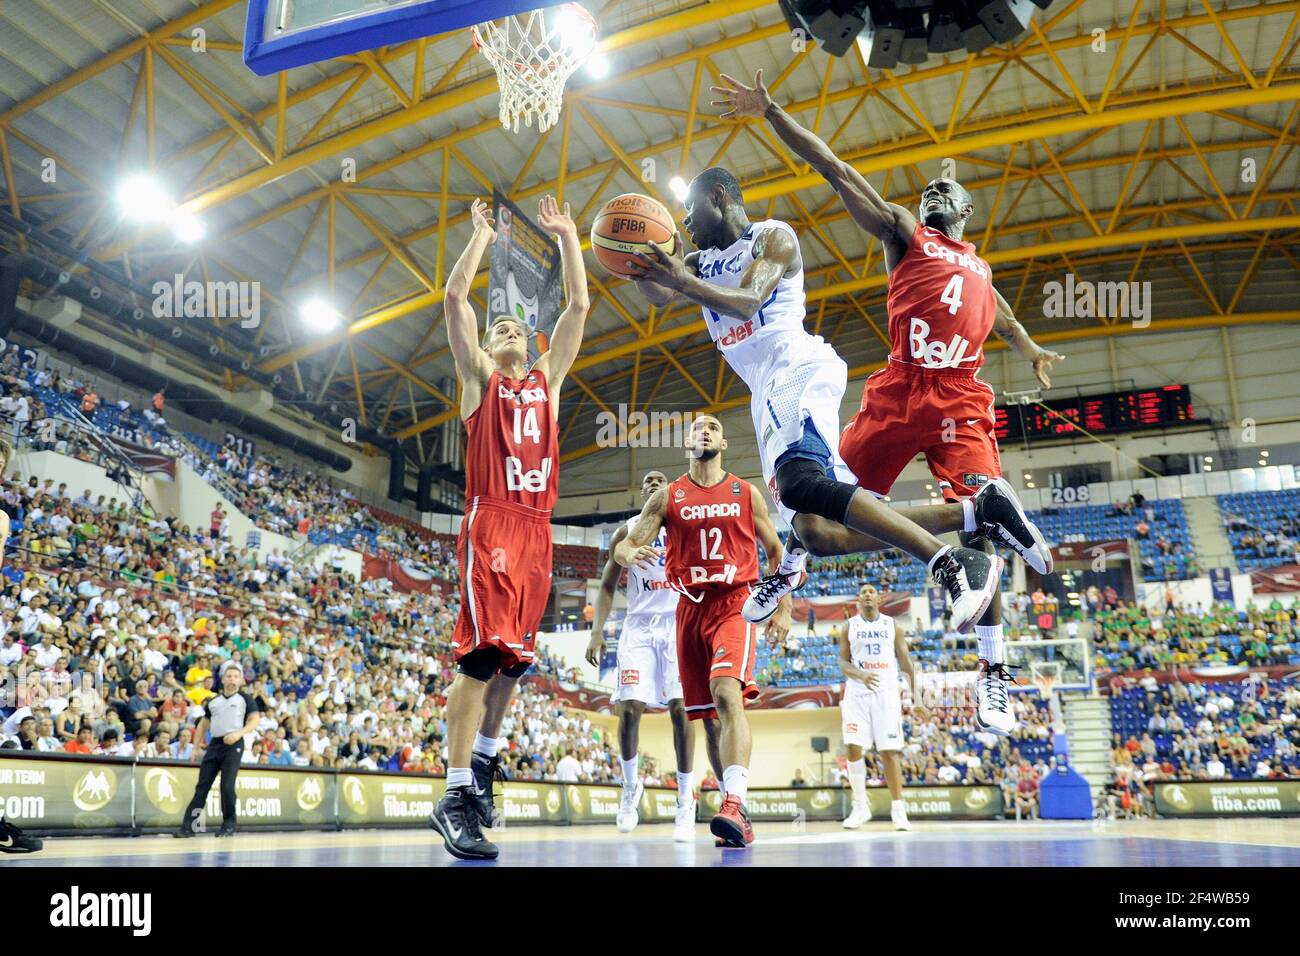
[1248,563,1300,593]
[699,786,844,822]
[1154,780,1300,817]
[489,189,563,362]
[362,555,447,595]
[1209,567,1234,603]
[792,592,911,622]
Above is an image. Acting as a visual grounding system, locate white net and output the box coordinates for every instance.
[1030,660,1065,731]
[472,4,597,134]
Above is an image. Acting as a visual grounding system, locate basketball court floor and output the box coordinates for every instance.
[7,819,1296,867]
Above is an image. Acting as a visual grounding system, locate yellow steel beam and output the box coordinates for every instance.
[337,193,436,293]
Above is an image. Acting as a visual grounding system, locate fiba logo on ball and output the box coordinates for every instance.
[72,768,116,812]
[297,776,325,812]
[143,768,182,813]
[810,790,834,811]
[964,787,992,810]
[567,786,582,814]
[1164,785,1193,812]
[342,776,367,814]
[546,788,562,815]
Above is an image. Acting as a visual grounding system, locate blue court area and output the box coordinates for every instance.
[8,819,1298,867]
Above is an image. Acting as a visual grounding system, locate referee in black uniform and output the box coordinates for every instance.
[174,661,263,837]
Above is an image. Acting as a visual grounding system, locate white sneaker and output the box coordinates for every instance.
[673,799,696,843]
[742,569,807,623]
[975,659,1017,736]
[616,782,644,833]
[891,805,912,831]
[932,548,1002,634]
[842,801,872,829]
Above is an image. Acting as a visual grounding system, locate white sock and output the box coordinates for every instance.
[891,799,907,815]
[677,771,693,802]
[961,498,977,533]
[621,757,639,790]
[976,624,1004,664]
[848,758,867,805]
[722,765,749,802]
[472,732,499,758]
[779,546,807,578]
[448,767,473,789]
[926,545,953,575]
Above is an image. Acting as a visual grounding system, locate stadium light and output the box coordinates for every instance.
[171,209,205,244]
[586,51,610,78]
[668,176,689,202]
[301,298,341,331]
[116,173,173,223]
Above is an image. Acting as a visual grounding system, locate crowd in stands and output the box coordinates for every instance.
[1221,489,1300,571]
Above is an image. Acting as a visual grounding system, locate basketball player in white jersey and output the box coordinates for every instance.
[627,169,1045,636]
[586,470,696,842]
[839,584,918,831]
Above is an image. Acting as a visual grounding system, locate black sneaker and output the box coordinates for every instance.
[215,827,237,838]
[172,826,196,839]
[0,816,42,853]
[932,547,1002,634]
[973,478,1053,575]
[470,751,508,828]
[428,787,499,861]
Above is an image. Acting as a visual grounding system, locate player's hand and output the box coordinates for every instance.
[859,671,880,692]
[222,732,241,745]
[626,545,664,571]
[584,634,606,669]
[909,702,929,723]
[712,69,772,120]
[470,198,497,243]
[626,240,691,290]
[537,194,576,239]
[1031,347,1064,389]
[764,598,793,646]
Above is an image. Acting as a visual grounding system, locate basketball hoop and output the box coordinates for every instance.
[1030,660,1061,700]
[472,3,597,134]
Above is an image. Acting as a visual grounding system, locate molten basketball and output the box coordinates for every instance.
[590,193,677,279]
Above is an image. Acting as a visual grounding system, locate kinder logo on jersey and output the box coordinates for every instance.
[909,317,976,368]
[505,455,553,493]
[717,320,755,348]
[640,579,673,592]
[499,384,547,405]
[620,669,640,686]
[921,239,989,278]
[678,502,742,521]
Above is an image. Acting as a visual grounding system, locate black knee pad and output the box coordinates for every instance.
[776,457,857,525]
[457,647,503,682]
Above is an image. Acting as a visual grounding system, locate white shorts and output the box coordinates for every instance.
[750,341,858,526]
[842,690,903,751]
[613,614,681,706]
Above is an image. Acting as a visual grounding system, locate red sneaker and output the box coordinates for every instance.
[710,794,754,847]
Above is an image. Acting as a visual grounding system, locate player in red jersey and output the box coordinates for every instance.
[715,71,1061,737]
[427,196,589,861]
[615,415,791,847]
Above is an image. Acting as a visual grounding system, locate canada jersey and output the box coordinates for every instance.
[696,219,817,392]
[463,368,558,512]
[888,223,996,372]
[623,515,677,617]
[663,473,760,597]
[843,614,899,698]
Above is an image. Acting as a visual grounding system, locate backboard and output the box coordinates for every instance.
[1003,637,1091,693]
[243,0,542,75]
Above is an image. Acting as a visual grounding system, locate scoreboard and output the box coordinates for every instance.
[995,384,1199,444]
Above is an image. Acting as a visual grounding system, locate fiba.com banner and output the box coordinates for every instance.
[1154,780,1300,817]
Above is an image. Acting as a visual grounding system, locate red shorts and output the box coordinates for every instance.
[840,361,1001,502]
[676,585,760,722]
[453,497,553,673]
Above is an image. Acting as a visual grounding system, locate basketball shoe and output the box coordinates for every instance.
[616,781,644,833]
[842,801,871,829]
[429,787,499,861]
[975,659,1017,736]
[932,548,1003,634]
[0,814,42,853]
[470,751,507,828]
[972,478,1053,575]
[673,798,696,843]
[742,569,806,624]
[710,794,754,847]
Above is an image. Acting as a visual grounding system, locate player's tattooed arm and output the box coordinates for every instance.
[445,199,495,408]
[614,488,667,570]
[587,524,628,666]
[712,70,914,262]
[991,288,1064,389]
[634,227,795,320]
[836,624,878,690]
[751,483,793,643]
[533,195,591,394]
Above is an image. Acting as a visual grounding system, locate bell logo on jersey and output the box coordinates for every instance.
[909,316,975,368]
[717,320,755,348]
[689,563,738,585]
[505,455,553,492]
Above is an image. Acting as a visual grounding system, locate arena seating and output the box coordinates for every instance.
[1027,498,1196,580]
[1218,489,1300,571]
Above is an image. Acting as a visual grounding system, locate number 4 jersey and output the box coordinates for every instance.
[463,367,558,513]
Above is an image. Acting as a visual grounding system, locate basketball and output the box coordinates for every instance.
[590,193,677,279]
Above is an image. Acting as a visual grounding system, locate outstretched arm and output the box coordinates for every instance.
[992,288,1064,389]
[533,195,591,393]
[444,199,495,404]
[614,488,667,570]
[628,226,796,321]
[586,525,627,667]
[751,483,792,644]
[714,70,915,259]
